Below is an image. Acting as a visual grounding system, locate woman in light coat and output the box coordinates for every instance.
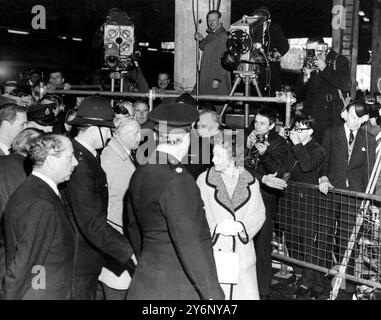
[197,136,266,300]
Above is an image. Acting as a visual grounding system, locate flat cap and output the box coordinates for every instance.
[149,102,199,132]
[27,103,58,126]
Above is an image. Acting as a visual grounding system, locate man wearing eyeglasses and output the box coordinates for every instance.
[279,116,326,299]
[295,36,350,144]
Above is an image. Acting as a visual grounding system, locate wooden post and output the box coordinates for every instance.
[331,0,360,98]
[371,1,381,95]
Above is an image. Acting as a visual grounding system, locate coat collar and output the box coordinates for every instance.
[107,137,130,161]
[206,166,255,216]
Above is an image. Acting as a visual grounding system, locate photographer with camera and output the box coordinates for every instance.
[249,7,289,97]
[295,37,350,144]
[279,116,326,299]
[244,106,288,299]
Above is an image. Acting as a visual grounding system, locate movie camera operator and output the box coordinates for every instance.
[295,36,351,144]
[221,6,289,97]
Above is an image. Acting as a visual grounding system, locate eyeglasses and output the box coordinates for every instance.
[292,127,311,133]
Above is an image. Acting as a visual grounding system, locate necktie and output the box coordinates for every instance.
[349,130,354,145]
[95,152,101,164]
[129,151,139,168]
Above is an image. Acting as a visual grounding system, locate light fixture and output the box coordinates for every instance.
[139,42,149,47]
[8,29,29,35]
[359,10,365,16]
[147,48,158,52]
[72,37,83,41]
[58,36,67,40]
[363,17,370,22]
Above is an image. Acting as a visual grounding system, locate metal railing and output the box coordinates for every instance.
[273,181,381,297]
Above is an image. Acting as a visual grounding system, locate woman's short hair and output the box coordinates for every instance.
[12,128,43,155]
[214,131,245,167]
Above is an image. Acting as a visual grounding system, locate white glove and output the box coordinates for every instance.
[216,219,243,236]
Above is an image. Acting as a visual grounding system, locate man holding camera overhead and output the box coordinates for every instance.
[295,37,351,144]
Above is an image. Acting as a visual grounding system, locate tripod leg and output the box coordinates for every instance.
[251,78,262,97]
[219,76,242,120]
[244,76,251,128]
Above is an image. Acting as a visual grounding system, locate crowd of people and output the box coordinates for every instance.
[0,7,379,301]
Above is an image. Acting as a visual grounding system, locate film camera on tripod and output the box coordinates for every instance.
[222,10,272,72]
[102,9,140,71]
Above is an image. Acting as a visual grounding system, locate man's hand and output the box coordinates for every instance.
[314,59,326,71]
[262,172,287,190]
[194,32,203,41]
[319,176,333,195]
[289,130,301,145]
[63,83,71,90]
[211,79,220,89]
[255,142,268,156]
[302,67,312,82]
[247,131,257,149]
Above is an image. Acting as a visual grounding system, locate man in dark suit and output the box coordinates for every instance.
[295,37,351,144]
[0,103,28,156]
[245,106,289,300]
[319,101,376,299]
[63,96,136,300]
[126,102,224,300]
[1,133,78,299]
[0,128,42,292]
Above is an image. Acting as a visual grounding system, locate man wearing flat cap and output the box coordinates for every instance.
[62,95,136,300]
[126,102,224,300]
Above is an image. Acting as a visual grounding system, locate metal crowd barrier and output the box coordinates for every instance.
[48,89,296,127]
[272,181,381,295]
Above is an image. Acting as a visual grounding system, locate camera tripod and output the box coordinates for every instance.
[220,67,262,128]
[109,70,129,106]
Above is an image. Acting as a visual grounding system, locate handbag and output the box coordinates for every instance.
[213,249,240,284]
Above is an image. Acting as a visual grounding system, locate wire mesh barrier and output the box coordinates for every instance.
[272,181,381,298]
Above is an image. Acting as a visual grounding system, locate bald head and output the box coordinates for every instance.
[115,117,141,151]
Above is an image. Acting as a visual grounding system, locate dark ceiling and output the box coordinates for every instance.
[0,0,375,84]
[0,0,374,43]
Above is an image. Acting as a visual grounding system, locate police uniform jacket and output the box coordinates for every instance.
[126,151,224,300]
[1,175,75,300]
[63,139,134,277]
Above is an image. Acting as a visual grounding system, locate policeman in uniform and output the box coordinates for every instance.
[126,102,224,300]
[63,96,136,300]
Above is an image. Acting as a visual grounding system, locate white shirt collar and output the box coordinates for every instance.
[32,171,60,197]
[344,123,358,142]
[0,142,10,155]
[75,137,97,158]
[156,144,183,162]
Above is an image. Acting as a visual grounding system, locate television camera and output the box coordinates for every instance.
[103,9,139,71]
[222,10,273,71]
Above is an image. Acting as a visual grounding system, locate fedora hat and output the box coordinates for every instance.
[67,95,115,128]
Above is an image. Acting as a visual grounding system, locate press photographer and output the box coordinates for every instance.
[295,36,351,144]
